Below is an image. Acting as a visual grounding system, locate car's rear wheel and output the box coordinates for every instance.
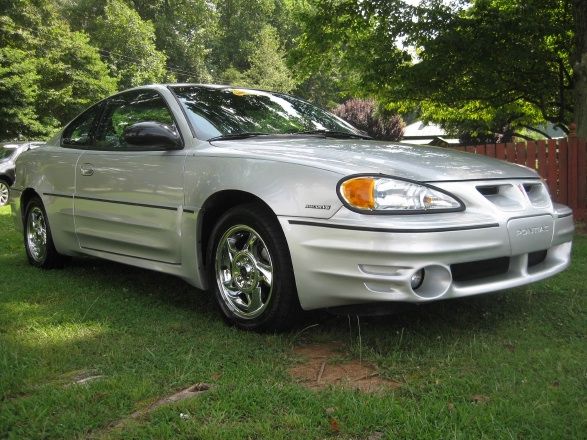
[0,180,9,206]
[207,203,301,331]
[24,196,66,269]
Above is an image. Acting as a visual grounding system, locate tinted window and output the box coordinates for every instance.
[95,90,176,150]
[172,86,360,140]
[62,104,103,147]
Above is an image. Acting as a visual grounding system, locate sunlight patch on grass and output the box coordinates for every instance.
[16,321,108,346]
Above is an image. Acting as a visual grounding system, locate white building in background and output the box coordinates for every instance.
[401,121,461,147]
[401,121,567,146]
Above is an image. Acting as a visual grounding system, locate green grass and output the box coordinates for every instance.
[0,204,585,439]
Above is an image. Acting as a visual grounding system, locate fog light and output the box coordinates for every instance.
[410,269,425,290]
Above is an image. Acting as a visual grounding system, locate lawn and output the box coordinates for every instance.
[0,204,585,439]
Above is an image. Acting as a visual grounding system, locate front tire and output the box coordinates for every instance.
[24,196,66,269]
[207,203,301,331]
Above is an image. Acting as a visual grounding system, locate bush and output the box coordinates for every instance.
[332,98,405,141]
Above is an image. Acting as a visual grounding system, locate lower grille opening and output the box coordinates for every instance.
[528,250,547,268]
[451,257,510,282]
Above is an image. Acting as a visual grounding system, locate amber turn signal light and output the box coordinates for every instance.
[340,177,375,209]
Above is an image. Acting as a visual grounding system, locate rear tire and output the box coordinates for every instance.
[24,196,66,269]
[0,179,9,206]
[207,202,301,331]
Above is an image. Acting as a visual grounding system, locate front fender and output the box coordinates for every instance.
[184,155,345,218]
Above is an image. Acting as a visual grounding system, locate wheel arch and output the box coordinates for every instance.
[197,190,278,273]
[20,188,41,223]
[0,174,13,186]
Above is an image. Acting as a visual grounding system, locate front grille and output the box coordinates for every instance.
[475,181,551,209]
[451,257,510,282]
[528,250,547,267]
[477,185,499,196]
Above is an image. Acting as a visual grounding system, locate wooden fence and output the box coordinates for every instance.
[451,127,586,221]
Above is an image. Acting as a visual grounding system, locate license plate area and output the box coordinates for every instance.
[507,215,554,255]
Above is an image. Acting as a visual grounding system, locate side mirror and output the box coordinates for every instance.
[123,121,182,149]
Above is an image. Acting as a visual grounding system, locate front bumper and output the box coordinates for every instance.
[279,206,574,310]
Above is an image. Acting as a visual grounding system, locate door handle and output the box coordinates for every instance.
[80,163,94,176]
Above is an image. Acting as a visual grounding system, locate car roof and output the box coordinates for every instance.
[128,83,281,96]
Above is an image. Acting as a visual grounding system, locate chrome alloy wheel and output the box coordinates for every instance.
[0,181,8,206]
[26,206,48,262]
[215,225,274,319]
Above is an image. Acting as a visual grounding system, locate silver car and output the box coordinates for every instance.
[10,84,574,330]
[0,142,44,206]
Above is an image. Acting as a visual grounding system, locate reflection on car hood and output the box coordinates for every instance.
[209,137,538,182]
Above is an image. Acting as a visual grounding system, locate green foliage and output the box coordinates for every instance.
[0,0,116,140]
[0,28,44,139]
[35,25,117,129]
[295,0,581,139]
[292,0,408,100]
[94,0,171,88]
[236,25,296,92]
[129,0,218,82]
[213,0,276,71]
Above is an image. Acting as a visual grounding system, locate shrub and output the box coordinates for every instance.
[332,98,405,141]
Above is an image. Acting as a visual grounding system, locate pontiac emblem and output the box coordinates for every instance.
[516,225,550,236]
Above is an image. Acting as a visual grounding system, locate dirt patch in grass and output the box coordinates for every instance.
[289,343,401,392]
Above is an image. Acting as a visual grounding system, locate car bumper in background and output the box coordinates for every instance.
[279,207,574,310]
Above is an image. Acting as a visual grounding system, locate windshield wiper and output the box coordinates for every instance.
[208,132,271,141]
[289,129,372,140]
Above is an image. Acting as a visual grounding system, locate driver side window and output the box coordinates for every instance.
[62,103,103,148]
[95,90,176,150]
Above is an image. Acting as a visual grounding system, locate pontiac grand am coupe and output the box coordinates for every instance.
[10,84,574,330]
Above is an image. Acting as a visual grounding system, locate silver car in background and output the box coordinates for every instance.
[0,142,43,206]
[10,84,574,330]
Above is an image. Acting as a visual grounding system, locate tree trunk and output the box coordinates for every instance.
[573,0,587,138]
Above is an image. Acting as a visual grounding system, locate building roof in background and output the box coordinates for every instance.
[534,123,566,139]
[403,121,446,138]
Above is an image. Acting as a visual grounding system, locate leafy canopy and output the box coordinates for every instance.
[294,0,577,139]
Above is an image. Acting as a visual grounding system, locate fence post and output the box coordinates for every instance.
[567,123,578,215]
[569,123,587,220]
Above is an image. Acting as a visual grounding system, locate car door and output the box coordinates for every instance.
[74,89,187,264]
[33,104,103,252]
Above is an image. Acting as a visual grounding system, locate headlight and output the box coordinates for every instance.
[337,175,464,214]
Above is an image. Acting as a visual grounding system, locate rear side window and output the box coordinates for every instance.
[61,104,103,147]
[94,90,176,150]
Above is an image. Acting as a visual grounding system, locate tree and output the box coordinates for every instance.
[212,0,276,72]
[129,0,218,82]
[94,0,171,88]
[572,0,587,137]
[238,25,296,92]
[0,43,44,140]
[296,0,586,138]
[0,0,116,140]
[59,0,172,88]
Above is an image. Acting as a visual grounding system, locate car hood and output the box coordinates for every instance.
[209,137,538,182]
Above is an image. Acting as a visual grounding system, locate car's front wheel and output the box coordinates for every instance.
[0,180,9,206]
[207,203,301,331]
[24,196,66,269]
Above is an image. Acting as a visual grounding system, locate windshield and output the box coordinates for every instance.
[0,147,16,161]
[171,86,362,140]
